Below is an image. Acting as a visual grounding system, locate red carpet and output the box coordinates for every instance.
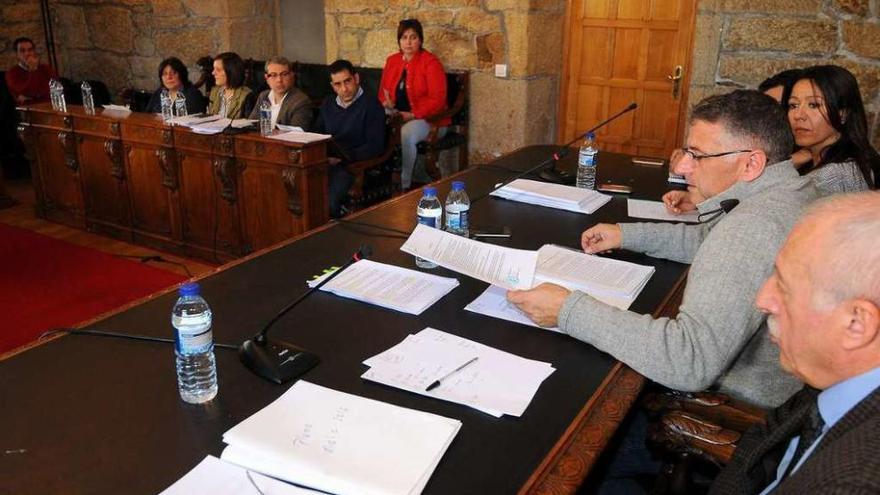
[0,223,186,354]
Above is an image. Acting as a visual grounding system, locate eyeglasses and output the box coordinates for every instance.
[680,147,752,161]
[266,71,291,79]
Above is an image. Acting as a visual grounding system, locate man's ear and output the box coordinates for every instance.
[741,149,768,182]
[839,299,880,351]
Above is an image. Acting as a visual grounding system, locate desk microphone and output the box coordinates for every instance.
[697,199,739,223]
[239,245,372,384]
[539,102,638,184]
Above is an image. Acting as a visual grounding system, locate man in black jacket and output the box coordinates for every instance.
[710,191,880,495]
[315,59,386,218]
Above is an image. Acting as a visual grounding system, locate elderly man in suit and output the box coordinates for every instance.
[710,191,880,494]
[247,56,312,130]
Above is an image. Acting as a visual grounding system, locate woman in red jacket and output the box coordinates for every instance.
[379,19,449,190]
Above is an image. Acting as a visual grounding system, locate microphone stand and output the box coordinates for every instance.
[539,102,639,184]
[239,245,372,384]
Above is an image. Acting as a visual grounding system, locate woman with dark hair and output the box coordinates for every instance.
[145,57,206,115]
[207,52,252,118]
[788,65,878,194]
[379,18,449,190]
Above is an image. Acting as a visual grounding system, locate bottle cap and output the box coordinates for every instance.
[586,131,596,140]
[451,181,465,191]
[179,282,200,296]
[423,186,437,197]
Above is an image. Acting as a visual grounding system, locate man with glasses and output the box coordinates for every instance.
[511,90,819,409]
[247,56,312,130]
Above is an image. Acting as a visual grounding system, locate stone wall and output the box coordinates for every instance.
[690,0,880,149]
[0,0,46,70]
[324,0,566,165]
[46,0,277,98]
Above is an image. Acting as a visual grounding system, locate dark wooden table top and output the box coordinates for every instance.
[0,145,686,494]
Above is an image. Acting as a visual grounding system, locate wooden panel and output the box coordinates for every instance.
[122,122,173,147]
[235,138,292,165]
[650,0,681,21]
[77,136,130,234]
[74,116,120,139]
[645,29,679,82]
[617,0,646,20]
[238,160,301,251]
[579,27,613,80]
[574,84,604,142]
[582,0,611,19]
[28,110,70,129]
[612,29,642,80]
[177,152,241,257]
[33,128,83,226]
[126,144,176,237]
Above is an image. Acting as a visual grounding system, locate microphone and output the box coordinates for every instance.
[697,199,739,223]
[540,102,638,184]
[239,245,372,384]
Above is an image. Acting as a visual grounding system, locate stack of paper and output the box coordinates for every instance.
[627,198,699,223]
[465,245,655,330]
[167,114,221,126]
[400,224,537,290]
[490,179,611,214]
[269,130,332,143]
[221,381,461,495]
[189,118,256,134]
[317,259,458,315]
[160,455,322,495]
[362,327,555,417]
[101,104,131,113]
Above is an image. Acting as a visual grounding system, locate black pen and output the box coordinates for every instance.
[426,357,479,392]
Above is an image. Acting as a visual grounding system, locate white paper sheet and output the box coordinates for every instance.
[168,114,221,126]
[362,328,555,417]
[221,381,461,495]
[101,104,131,113]
[189,118,256,134]
[318,259,458,315]
[269,130,332,143]
[535,244,654,299]
[400,224,537,290]
[276,124,304,132]
[627,198,699,223]
[159,455,322,495]
[490,179,611,214]
[464,285,561,332]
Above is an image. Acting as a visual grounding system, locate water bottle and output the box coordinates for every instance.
[576,132,598,189]
[49,79,60,110]
[160,89,173,122]
[55,79,67,113]
[171,282,218,404]
[81,81,95,115]
[444,181,470,237]
[259,98,272,136]
[415,186,442,269]
[174,93,188,118]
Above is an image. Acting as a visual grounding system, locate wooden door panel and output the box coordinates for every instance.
[78,136,129,228]
[239,160,300,251]
[560,0,696,158]
[126,146,174,236]
[34,129,82,219]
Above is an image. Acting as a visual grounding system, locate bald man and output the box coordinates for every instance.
[711,191,880,494]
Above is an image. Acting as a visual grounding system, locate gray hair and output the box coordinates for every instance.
[802,191,880,308]
[264,56,293,72]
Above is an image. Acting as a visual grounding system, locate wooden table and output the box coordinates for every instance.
[0,146,687,494]
[16,103,330,262]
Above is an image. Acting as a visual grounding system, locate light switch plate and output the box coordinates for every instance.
[494,64,508,78]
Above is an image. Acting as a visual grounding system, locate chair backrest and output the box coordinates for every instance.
[446,71,469,127]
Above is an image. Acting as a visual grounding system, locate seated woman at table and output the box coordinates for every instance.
[145,57,206,115]
[206,52,252,119]
[786,64,878,194]
[379,18,449,190]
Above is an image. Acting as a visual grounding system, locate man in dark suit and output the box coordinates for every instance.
[710,191,880,494]
[247,56,312,130]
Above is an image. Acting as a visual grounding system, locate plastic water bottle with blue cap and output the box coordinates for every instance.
[415,186,442,269]
[576,132,598,189]
[171,282,218,403]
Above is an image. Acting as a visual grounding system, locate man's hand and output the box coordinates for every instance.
[507,283,571,327]
[25,54,39,71]
[662,189,697,215]
[327,157,342,166]
[581,223,622,253]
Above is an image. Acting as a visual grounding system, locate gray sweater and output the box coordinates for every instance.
[558,161,819,408]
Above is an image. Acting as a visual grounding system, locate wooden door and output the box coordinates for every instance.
[559,0,696,158]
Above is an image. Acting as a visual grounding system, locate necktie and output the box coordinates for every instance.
[781,393,825,480]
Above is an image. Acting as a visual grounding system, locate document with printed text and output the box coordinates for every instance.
[490,179,611,214]
[627,198,699,223]
[159,455,322,495]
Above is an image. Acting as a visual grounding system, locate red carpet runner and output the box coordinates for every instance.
[0,223,186,354]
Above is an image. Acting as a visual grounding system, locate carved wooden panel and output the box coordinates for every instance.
[282,166,303,216]
[33,127,83,223]
[155,148,178,190]
[235,137,291,164]
[104,140,125,180]
[213,156,238,204]
[57,131,79,171]
[238,159,303,252]
[178,152,240,256]
[126,144,175,237]
[77,134,130,229]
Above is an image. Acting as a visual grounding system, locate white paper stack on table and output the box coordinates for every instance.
[159,455,324,495]
[464,244,655,330]
[101,104,131,114]
[167,114,221,126]
[269,130,332,143]
[400,224,538,290]
[313,259,458,315]
[627,198,699,223]
[490,179,611,214]
[221,381,461,495]
[362,327,555,417]
[188,118,257,134]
